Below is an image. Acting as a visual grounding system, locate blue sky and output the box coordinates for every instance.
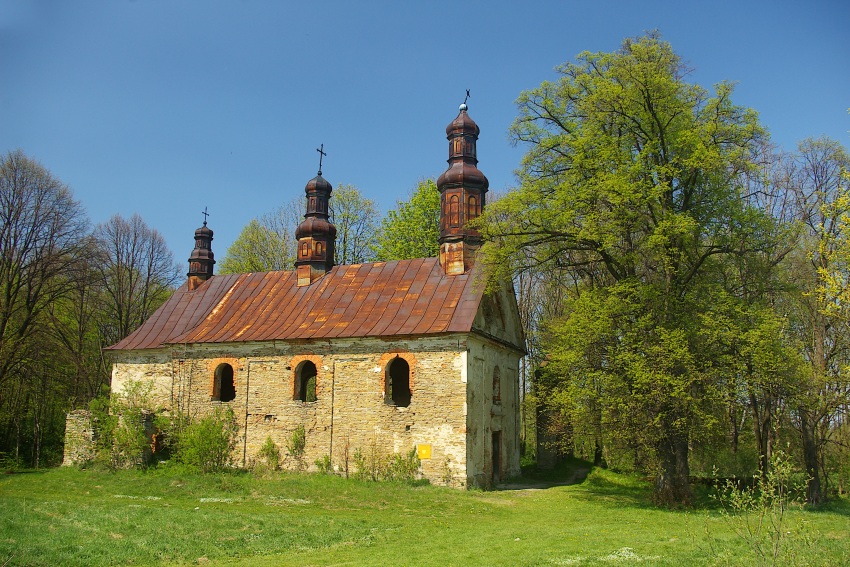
[2,0,848,263]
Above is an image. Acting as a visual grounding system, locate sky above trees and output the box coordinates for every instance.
[1,0,847,261]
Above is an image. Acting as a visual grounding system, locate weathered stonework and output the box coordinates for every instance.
[110,323,522,487]
[62,409,95,466]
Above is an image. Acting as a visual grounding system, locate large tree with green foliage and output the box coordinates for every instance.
[373,179,440,261]
[481,34,767,505]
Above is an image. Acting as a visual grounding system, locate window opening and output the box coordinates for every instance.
[213,363,236,402]
[492,366,501,403]
[295,361,317,402]
[386,357,411,407]
[450,195,459,226]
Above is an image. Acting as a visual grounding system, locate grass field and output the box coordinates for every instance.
[1,462,848,566]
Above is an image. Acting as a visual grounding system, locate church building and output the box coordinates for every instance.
[102,103,524,487]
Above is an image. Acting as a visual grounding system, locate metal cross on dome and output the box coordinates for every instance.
[316,144,327,176]
[464,89,470,105]
[201,206,210,226]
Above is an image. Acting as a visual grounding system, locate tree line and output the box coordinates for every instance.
[0,150,181,467]
[4,33,848,511]
[478,33,850,506]
[218,179,441,274]
[0,152,442,468]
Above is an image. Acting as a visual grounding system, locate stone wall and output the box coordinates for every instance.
[466,335,522,487]
[112,335,477,486]
[62,409,95,466]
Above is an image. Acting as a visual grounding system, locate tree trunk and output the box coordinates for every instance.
[654,433,692,506]
[750,391,774,480]
[800,410,822,504]
[593,437,606,468]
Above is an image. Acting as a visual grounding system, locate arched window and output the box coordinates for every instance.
[468,195,478,219]
[385,357,411,407]
[295,361,317,403]
[450,195,459,226]
[492,367,501,403]
[213,363,236,402]
[316,241,324,257]
[301,242,309,257]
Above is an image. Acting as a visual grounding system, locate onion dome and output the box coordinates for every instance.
[437,100,489,275]
[187,215,215,290]
[294,170,336,285]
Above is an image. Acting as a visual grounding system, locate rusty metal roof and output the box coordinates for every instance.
[107,257,489,350]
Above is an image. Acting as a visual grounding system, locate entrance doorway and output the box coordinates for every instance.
[492,431,502,484]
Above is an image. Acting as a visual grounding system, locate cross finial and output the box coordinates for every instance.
[464,89,470,105]
[316,144,327,175]
[201,206,210,226]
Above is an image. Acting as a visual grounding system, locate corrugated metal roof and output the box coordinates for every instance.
[107,258,488,350]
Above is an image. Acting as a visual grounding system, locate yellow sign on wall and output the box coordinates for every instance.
[417,444,432,460]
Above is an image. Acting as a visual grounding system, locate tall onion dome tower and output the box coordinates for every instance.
[187,215,215,291]
[436,101,489,275]
[294,165,337,286]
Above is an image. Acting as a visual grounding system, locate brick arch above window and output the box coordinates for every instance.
[379,352,417,406]
[207,357,240,402]
[289,354,324,401]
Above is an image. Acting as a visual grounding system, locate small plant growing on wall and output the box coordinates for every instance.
[337,437,351,479]
[257,436,281,471]
[286,425,306,471]
[353,438,421,484]
[315,454,333,474]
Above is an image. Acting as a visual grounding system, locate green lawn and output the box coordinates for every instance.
[1,464,848,566]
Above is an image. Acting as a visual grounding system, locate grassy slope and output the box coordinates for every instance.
[1,464,848,566]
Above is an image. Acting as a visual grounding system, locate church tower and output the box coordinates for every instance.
[187,213,215,291]
[436,100,489,275]
[295,154,337,286]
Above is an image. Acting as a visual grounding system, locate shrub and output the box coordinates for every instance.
[176,407,239,473]
[353,440,421,483]
[710,451,813,566]
[286,425,306,471]
[257,436,281,471]
[315,454,333,474]
[88,381,156,470]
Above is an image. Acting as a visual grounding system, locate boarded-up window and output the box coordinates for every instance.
[450,195,459,226]
[468,195,478,219]
[492,366,501,403]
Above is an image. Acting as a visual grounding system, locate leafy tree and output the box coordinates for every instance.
[330,184,378,264]
[219,199,301,273]
[94,214,180,347]
[480,34,766,505]
[0,150,91,465]
[373,179,440,261]
[782,137,850,504]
